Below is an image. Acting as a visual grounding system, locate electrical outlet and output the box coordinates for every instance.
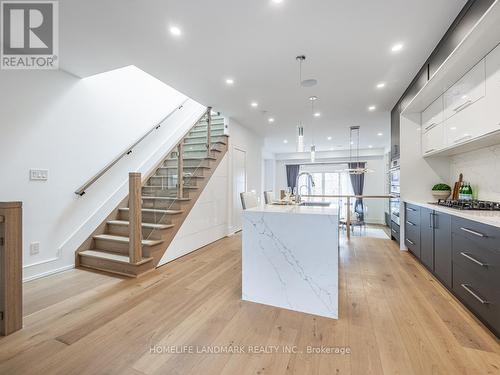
[30,242,40,256]
[30,169,48,181]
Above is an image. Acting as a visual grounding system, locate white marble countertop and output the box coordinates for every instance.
[405,199,500,228]
[245,204,338,216]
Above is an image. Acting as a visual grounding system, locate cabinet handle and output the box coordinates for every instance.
[453,99,473,113]
[424,148,436,154]
[460,284,489,304]
[453,135,472,143]
[424,122,438,131]
[429,212,434,228]
[406,220,416,226]
[460,252,487,267]
[392,229,397,233]
[460,227,486,238]
[406,207,416,212]
[406,238,415,245]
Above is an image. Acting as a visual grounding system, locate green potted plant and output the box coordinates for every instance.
[432,183,452,201]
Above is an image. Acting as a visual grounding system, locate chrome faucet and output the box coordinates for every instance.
[295,171,315,204]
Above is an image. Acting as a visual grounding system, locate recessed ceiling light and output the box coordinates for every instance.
[350,141,354,145]
[368,105,376,111]
[169,26,182,36]
[368,145,373,148]
[308,96,318,101]
[251,101,258,108]
[377,132,383,136]
[376,82,386,89]
[327,136,332,141]
[314,112,321,118]
[268,117,275,123]
[283,139,288,144]
[225,78,234,85]
[330,147,334,151]
[272,0,284,4]
[391,43,404,53]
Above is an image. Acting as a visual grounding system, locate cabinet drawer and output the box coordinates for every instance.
[391,222,400,243]
[405,221,420,243]
[451,216,500,253]
[422,122,445,156]
[422,96,444,133]
[453,263,500,335]
[405,203,420,224]
[444,59,486,121]
[452,233,500,285]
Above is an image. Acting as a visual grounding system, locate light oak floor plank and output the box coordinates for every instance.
[0,232,499,374]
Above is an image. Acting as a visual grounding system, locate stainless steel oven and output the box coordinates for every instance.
[389,159,400,225]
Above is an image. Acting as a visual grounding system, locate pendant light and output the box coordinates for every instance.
[341,126,374,175]
[297,124,304,152]
[309,96,318,163]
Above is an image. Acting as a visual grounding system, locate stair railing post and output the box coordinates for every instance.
[128,173,142,264]
[177,143,184,199]
[206,107,212,157]
[0,202,22,336]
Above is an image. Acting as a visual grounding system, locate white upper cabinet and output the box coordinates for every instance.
[443,60,485,121]
[422,96,444,133]
[422,122,445,155]
[484,42,500,134]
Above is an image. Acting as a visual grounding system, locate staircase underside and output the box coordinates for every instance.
[76,115,228,277]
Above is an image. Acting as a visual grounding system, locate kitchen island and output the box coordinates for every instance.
[242,204,339,319]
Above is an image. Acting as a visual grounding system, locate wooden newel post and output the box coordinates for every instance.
[128,173,142,264]
[0,202,23,336]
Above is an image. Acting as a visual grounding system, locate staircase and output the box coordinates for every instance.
[76,110,228,277]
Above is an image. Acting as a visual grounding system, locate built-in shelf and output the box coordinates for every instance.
[403,0,500,114]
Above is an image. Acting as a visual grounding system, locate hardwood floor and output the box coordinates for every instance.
[1,232,499,374]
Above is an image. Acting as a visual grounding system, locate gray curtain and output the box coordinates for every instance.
[349,162,366,221]
[286,165,300,191]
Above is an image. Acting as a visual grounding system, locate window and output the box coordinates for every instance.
[298,164,354,217]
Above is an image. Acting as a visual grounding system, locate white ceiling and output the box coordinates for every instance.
[60,0,467,153]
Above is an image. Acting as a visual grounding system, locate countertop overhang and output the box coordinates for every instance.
[244,204,339,216]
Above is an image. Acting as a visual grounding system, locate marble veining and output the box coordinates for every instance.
[242,205,339,319]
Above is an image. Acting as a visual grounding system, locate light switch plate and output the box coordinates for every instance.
[30,169,48,181]
[30,242,40,256]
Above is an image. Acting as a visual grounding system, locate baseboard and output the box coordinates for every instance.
[23,264,74,283]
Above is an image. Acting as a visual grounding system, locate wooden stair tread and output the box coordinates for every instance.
[141,196,190,201]
[183,140,227,146]
[107,220,174,230]
[166,156,217,161]
[93,234,163,246]
[144,185,198,190]
[79,250,153,265]
[118,207,183,215]
[157,166,211,170]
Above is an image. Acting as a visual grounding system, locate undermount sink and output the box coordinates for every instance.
[299,201,331,207]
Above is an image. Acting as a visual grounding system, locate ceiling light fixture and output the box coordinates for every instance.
[391,43,404,52]
[251,101,258,108]
[272,0,284,4]
[314,112,321,118]
[268,117,275,123]
[337,126,374,175]
[225,78,234,85]
[283,139,288,144]
[377,132,383,136]
[309,95,318,101]
[368,145,373,148]
[296,55,318,87]
[376,82,386,89]
[327,136,332,141]
[169,26,182,36]
[368,105,376,111]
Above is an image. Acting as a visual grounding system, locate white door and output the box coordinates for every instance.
[232,147,247,231]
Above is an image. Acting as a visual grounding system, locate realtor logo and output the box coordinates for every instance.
[1,1,58,69]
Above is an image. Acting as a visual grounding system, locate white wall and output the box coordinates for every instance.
[159,118,264,264]
[0,66,206,281]
[273,149,387,224]
[450,145,500,201]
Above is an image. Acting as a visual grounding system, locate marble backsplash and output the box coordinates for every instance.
[450,144,500,201]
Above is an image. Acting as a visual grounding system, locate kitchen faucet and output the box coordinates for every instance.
[295,171,315,204]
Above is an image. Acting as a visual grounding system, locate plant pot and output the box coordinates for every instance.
[432,190,451,201]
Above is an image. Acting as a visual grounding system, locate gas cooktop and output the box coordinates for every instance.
[437,199,500,211]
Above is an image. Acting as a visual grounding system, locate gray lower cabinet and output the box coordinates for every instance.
[404,202,499,337]
[420,207,434,271]
[433,212,452,288]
